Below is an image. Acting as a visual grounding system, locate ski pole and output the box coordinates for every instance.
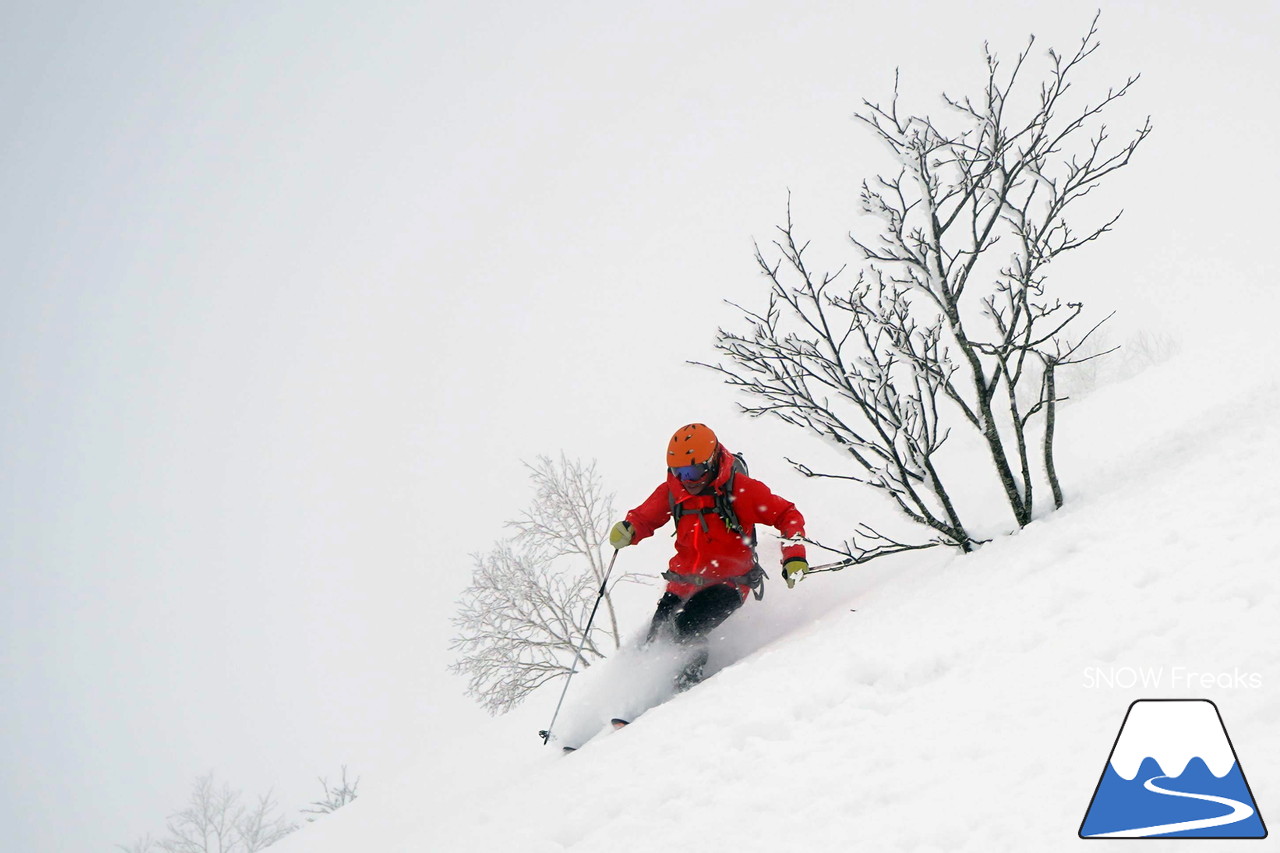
[539,548,620,745]
[804,558,858,574]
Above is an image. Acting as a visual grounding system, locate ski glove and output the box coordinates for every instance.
[609,520,635,549]
[782,558,809,589]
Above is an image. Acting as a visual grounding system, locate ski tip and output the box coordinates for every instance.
[561,746,577,754]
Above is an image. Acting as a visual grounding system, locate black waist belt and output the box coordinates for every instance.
[661,565,768,600]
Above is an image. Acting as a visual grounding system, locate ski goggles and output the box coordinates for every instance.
[671,463,710,481]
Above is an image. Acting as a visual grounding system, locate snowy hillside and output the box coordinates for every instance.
[275,346,1279,852]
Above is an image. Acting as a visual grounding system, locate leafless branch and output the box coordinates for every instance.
[703,14,1147,546]
[450,456,640,715]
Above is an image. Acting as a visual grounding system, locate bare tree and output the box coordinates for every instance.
[120,773,296,853]
[701,15,1149,557]
[237,792,296,852]
[1046,328,1182,402]
[509,455,629,644]
[450,454,645,714]
[301,766,360,821]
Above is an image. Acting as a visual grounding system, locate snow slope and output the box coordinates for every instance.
[276,345,1279,852]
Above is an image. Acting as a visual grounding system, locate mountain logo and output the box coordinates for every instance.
[1080,699,1267,839]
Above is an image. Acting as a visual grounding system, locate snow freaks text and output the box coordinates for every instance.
[1082,667,1263,691]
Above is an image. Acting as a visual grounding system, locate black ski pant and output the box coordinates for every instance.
[645,584,743,690]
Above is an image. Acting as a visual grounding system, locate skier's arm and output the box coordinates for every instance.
[623,483,673,544]
[742,478,807,563]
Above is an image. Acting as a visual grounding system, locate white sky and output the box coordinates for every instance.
[1,1,1276,849]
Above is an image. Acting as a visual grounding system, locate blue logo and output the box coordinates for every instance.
[1080,699,1267,838]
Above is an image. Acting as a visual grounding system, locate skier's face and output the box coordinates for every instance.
[684,473,713,494]
[672,463,714,494]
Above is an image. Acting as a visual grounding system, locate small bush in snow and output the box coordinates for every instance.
[301,766,359,822]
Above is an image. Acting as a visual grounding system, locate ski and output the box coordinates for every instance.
[559,718,632,754]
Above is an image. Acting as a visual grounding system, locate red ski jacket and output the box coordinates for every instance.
[624,444,806,599]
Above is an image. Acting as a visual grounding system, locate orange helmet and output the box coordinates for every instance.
[667,423,718,468]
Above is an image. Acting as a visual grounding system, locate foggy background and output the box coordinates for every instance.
[2,1,1275,849]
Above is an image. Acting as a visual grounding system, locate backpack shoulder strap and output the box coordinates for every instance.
[669,486,713,532]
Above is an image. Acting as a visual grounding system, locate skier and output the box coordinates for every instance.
[608,423,808,692]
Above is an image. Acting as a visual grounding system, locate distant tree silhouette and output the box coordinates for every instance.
[118,773,295,853]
